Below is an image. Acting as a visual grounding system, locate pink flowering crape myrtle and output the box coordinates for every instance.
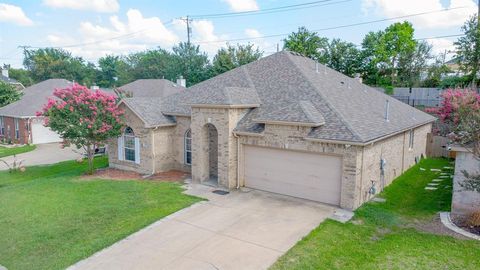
[37,84,124,174]
[427,88,480,156]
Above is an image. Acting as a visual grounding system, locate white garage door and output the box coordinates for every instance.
[31,122,62,144]
[244,146,342,205]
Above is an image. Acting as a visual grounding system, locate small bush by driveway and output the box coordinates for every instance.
[0,157,201,270]
[271,158,480,270]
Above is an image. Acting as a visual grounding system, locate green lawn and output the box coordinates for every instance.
[0,157,201,270]
[272,158,480,270]
[0,144,36,158]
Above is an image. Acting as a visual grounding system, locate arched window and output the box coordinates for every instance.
[124,127,136,162]
[184,129,192,165]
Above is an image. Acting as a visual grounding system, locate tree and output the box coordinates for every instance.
[377,22,417,86]
[98,55,132,88]
[211,44,263,76]
[37,84,124,174]
[127,48,176,82]
[283,27,329,62]
[327,39,362,77]
[172,42,211,86]
[427,88,480,192]
[0,81,22,107]
[397,41,432,87]
[8,68,34,87]
[360,31,385,85]
[360,22,421,87]
[423,55,452,87]
[23,48,97,86]
[454,16,480,89]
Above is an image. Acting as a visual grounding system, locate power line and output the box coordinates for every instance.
[190,0,352,19]
[196,6,469,44]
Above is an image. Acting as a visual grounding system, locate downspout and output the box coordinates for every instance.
[151,127,158,175]
[233,132,240,189]
[359,145,365,205]
[401,132,406,173]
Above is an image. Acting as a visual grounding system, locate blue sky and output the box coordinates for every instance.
[0,0,477,68]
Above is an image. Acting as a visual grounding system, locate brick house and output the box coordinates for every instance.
[108,51,436,210]
[0,79,71,144]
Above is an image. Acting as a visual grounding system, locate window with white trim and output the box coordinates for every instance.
[184,129,192,165]
[408,129,414,149]
[0,117,4,136]
[14,119,19,139]
[124,127,136,162]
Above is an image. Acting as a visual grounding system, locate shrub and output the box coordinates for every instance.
[466,211,480,227]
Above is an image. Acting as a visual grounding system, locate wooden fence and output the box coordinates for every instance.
[426,134,452,158]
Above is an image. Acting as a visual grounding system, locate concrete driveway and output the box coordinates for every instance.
[0,143,83,170]
[69,184,335,270]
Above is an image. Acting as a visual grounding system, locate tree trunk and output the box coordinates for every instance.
[86,144,94,175]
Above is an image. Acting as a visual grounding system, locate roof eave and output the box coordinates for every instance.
[161,111,191,117]
[188,103,260,109]
[233,130,265,137]
[305,119,435,146]
[146,123,177,129]
[252,119,325,127]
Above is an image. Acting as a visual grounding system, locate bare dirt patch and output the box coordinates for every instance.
[410,215,470,240]
[81,168,190,183]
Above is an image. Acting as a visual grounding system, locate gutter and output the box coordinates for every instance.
[232,131,264,137]
[305,120,435,146]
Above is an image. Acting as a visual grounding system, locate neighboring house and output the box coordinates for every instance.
[0,79,72,144]
[116,79,186,98]
[450,145,480,220]
[445,57,463,76]
[108,51,436,210]
[1,67,25,90]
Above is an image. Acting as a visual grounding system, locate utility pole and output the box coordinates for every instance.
[181,16,192,45]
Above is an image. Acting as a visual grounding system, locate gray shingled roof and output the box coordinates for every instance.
[162,51,435,143]
[253,101,325,126]
[0,79,72,117]
[121,98,175,128]
[118,79,184,98]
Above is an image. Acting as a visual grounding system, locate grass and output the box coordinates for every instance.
[0,144,36,158]
[0,157,201,270]
[271,158,480,270]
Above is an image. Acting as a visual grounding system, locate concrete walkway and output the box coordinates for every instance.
[69,185,335,270]
[0,143,83,170]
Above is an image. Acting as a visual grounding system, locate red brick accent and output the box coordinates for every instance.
[0,116,31,144]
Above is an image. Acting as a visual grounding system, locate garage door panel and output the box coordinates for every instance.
[244,146,342,205]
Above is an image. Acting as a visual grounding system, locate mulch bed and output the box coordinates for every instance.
[451,218,480,236]
[82,168,190,183]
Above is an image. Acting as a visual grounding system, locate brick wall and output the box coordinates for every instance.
[0,116,31,144]
[357,124,432,207]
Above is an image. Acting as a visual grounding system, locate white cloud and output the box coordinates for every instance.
[0,3,33,26]
[190,20,228,55]
[43,0,119,13]
[47,9,179,60]
[244,28,272,53]
[362,0,476,29]
[245,28,262,38]
[222,0,259,12]
[428,38,456,55]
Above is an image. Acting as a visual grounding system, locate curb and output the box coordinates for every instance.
[439,212,480,241]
